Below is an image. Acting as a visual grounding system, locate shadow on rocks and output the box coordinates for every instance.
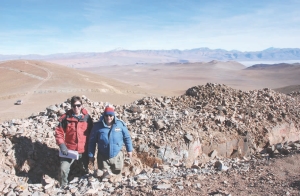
[11,135,60,184]
[291,181,300,190]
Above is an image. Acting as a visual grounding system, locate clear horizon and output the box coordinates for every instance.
[1,0,300,55]
[1,47,300,56]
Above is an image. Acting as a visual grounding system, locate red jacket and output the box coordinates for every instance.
[55,108,93,153]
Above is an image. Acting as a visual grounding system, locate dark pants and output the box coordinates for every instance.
[60,152,89,186]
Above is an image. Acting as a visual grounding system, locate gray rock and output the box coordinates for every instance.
[94,169,104,178]
[46,105,59,114]
[210,150,218,159]
[138,144,149,153]
[184,134,194,142]
[154,183,172,190]
[214,161,229,171]
[153,120,164,130]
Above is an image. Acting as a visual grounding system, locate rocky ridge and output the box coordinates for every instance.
[1,83,300,195]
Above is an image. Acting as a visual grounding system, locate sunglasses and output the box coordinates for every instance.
[104,114,114,117]
[72,104,82,108]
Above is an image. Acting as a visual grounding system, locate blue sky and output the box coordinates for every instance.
[0,0,299,55]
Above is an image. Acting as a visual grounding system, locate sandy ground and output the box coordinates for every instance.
[82,61,300,95]
[1,60,300,122]
[0,60,158,122]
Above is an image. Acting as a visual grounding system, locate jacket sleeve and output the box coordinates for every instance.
[121,122,133,152]
[86,115,93,139]
[88,123,98,158]
[55,115,66,145]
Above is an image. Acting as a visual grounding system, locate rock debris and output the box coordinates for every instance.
[1,83,300,195]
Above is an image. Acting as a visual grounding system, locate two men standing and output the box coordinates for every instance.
[55,97,133,187]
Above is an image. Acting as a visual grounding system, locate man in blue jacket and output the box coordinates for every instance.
[88,105,133,175]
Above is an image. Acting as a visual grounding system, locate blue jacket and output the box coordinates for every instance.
[88,116,133,158]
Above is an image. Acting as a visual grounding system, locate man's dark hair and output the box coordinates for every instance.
[71,96,82,106]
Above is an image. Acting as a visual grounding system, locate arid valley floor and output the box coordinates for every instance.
[1,60,300,122]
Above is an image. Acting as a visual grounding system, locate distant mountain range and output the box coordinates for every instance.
[246,62,300,70]
[1,47,300,67]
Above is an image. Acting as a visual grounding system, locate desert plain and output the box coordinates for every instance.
[1,59,300,122]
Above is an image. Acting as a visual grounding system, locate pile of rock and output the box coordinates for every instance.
[114,83,300,167]
[288,90,300,98]
[0,83,300,195]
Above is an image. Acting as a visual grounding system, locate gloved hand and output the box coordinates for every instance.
[59,143,68,155]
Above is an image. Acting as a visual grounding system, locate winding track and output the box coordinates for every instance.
[0,60,127,119]
[0,60,52,113]
[76,73,124,94]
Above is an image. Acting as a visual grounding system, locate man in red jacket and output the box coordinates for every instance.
[55,96,93,187]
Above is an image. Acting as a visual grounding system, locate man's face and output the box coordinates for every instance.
[104,114,114,125]
[72,101,82,115]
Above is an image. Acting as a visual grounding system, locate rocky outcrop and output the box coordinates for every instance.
[0,83,299,195]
